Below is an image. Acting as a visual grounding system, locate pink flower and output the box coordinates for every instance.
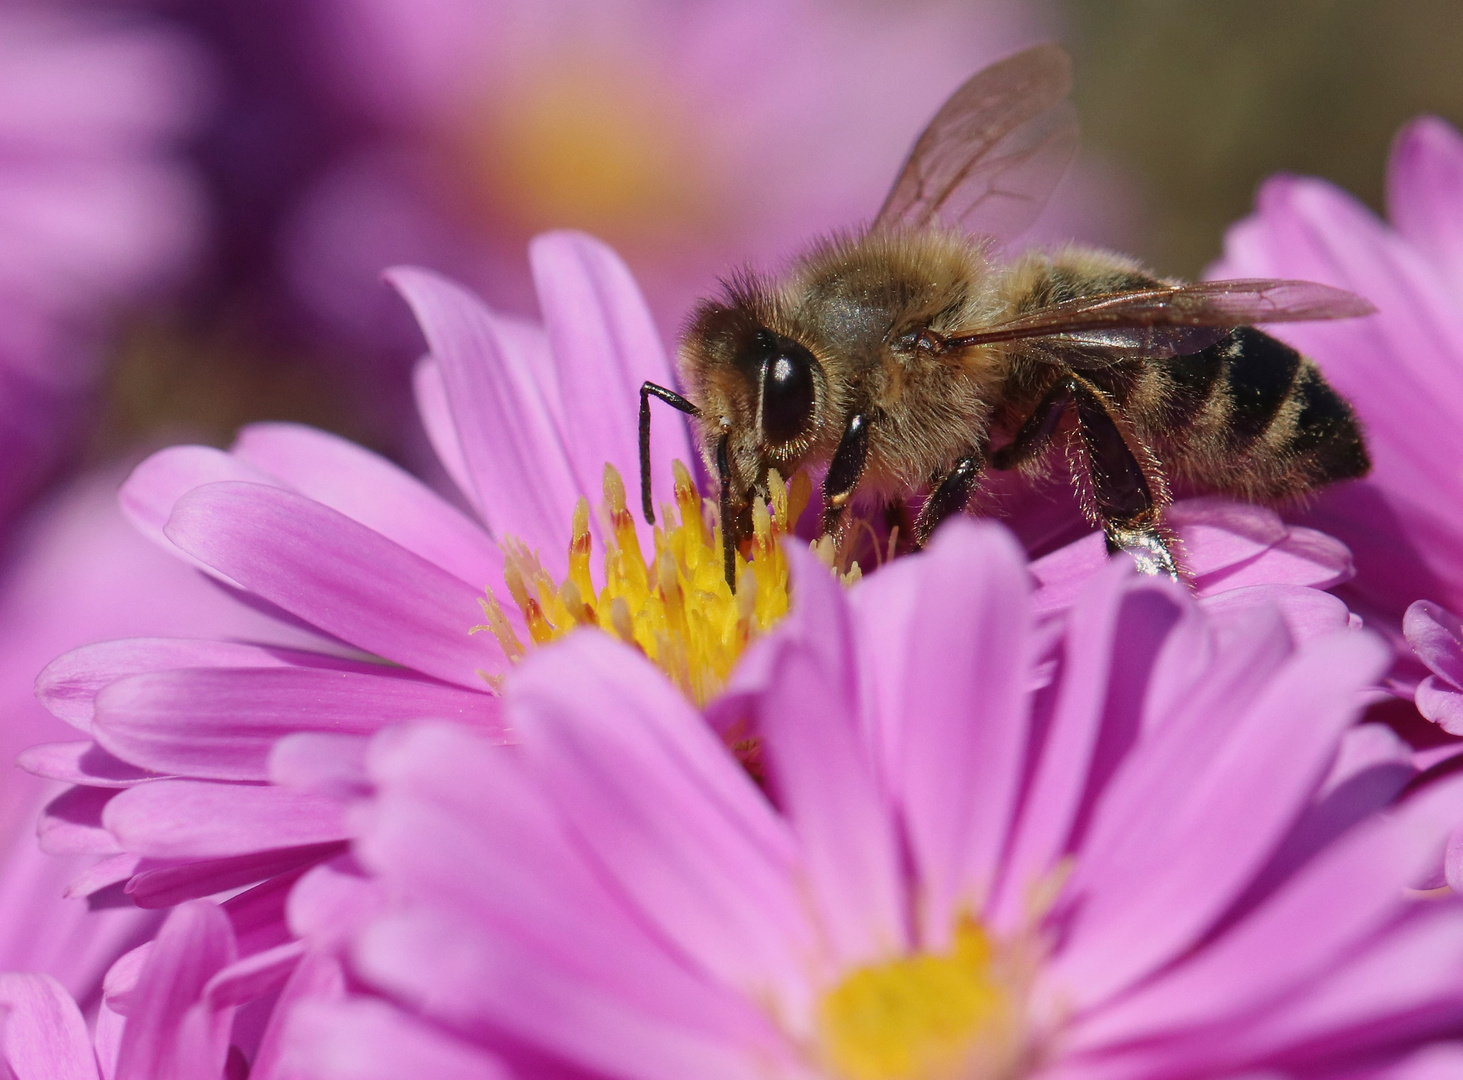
[0,8,208,522]
[1210,116,1463,635]
[273,521,1460,1080]
[23,234,1362,946]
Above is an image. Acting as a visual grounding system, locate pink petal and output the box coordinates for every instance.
[119,445,275,569]
[162,481,501,688]
[506,632,812,1008]
[103,781,347,859]
[854,520,1032,944]
[202,941,304,1009]
[93,666,500,781]
[40,787,123,856]
[114,901,236,1080]
[268,733,371,798]
[1406,600,1463,688]
[126,843,347,909]
[1417,675,1463,735]
[230,422,503,588]
[38,638,369,734]
[1200,584,1354,645]
[0,973,98,1080]
[411,356,474,502]
[529,231,693,545]
[275,998,509,1080]
[1388,116,1463,296]
[18,742,158,787]
[1067,775,1463,1052]
[1048,625,1392,1007]
[992,564,1197,931]
[387,266,579,552]
[286,857,387,952]
[246,951,346,1080]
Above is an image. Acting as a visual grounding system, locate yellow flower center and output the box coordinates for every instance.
[818,922,1019,1080]
[473,461,810,706]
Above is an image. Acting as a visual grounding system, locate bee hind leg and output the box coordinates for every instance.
[1070,377,1180,581]
[912,452,986,549]
[991,378,1075,471]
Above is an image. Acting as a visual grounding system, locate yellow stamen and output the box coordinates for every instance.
[476,461,816,706]
[818,921,1018,1080]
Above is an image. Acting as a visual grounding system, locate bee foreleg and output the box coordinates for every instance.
[639,381,699,525]
[913,452,986,549]
[991,379,1074,471]
[820,412,872,538]
[1070,377,1179,581]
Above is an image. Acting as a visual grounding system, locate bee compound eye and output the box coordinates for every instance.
[760,344,818,445]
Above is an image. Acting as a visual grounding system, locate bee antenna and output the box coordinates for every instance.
[717,433,736,591]
[639,382,699,525]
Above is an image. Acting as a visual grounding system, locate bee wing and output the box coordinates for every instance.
[873,43,1079,243]
[948,279,1377,362]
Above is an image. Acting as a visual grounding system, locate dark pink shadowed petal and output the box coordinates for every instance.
[18,741,158,787]
[162,481,504,688]
[113,901,236,1080]
[387,266,580,553]
[39,786,123,856]
[0,973,98,1080]
[529,231,693,542]
[1047,625,1392,1007]
[506,632,810,1007]
[231,423,504,587]
[125,843,349,909]
[853,520,1032,945]
[102,781,347,859]
[92,666,500,781]
[278,997,512,1080]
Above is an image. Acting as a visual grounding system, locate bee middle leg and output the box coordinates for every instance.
[1069,376,1179,581]
[912,452,986,549]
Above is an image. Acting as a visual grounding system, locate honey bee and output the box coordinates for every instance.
[639,44,1372,586]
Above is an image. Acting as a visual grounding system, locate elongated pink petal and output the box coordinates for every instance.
[103,781,347,859]
[114,900,236,1080]
[387,266,580,553]
[231,422,503,587]
[40,786,123,856]
[992,565,1196,931]
[411,356,474,502]
[268,733,371,798]
[246,951,345,1080]
[1048,626,1391,1006]
[202,941,304,1009]
[356,723,776,1045]
[0,973,98,1080]
[93,666,500,781]
[18,742,157,787]
[1389,116,1463,295]
[855,520,1032,944]
[126,843,348,909]
[1200,584,1354,645]
[1407,600,1463,688]
[38,638,370,733]
[119,445,276,566]
[506,632,812,1009]
[277,997,508,1080]
[1066,776,1463,1052]
[529,232,692,545]
[162,482,501,687]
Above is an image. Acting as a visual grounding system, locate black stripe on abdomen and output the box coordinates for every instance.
[1223,327,1302,448]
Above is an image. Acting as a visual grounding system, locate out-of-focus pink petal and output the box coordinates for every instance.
[993,565,1195,930]
[355,722,775,1054]
[113,901,235,1080]
[276,997,508,1080]
[231,422,503,587]
[268,733,371,798]
[103,781,346,859]
[1067,776,1463,1053]
[37,638,368,734]
[1200,584,1355,645]
[410,356,473,501]
[387,266,579,552]
[855,520,1031,944]
[163,481,501,687]
[203,941,304,1010]
[1370,1044,1463,1080]
[287,858,386,953]
[1388,116,1463,295]
[93,666,500,781]
[506,632,810,1009]
[246,951,345,1080]
[1048,626,1391,1007]
[0,973,98,1080]
[529,231,692,543]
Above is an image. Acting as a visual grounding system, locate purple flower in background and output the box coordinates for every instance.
[1211,116,1463,638]
[270,522,1460,1080]
[0,8,208,522]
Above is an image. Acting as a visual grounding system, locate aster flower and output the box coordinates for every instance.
[265,520,1459,1080]
[22,234,1367,927]
[0,7,208,523]
[1210,115,1463,635]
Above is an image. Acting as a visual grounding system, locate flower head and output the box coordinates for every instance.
[277,521,1459,1080]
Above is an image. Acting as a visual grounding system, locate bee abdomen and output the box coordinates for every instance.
[1154,327,1369,500]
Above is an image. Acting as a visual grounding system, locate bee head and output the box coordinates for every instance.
[678,277,828,509]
